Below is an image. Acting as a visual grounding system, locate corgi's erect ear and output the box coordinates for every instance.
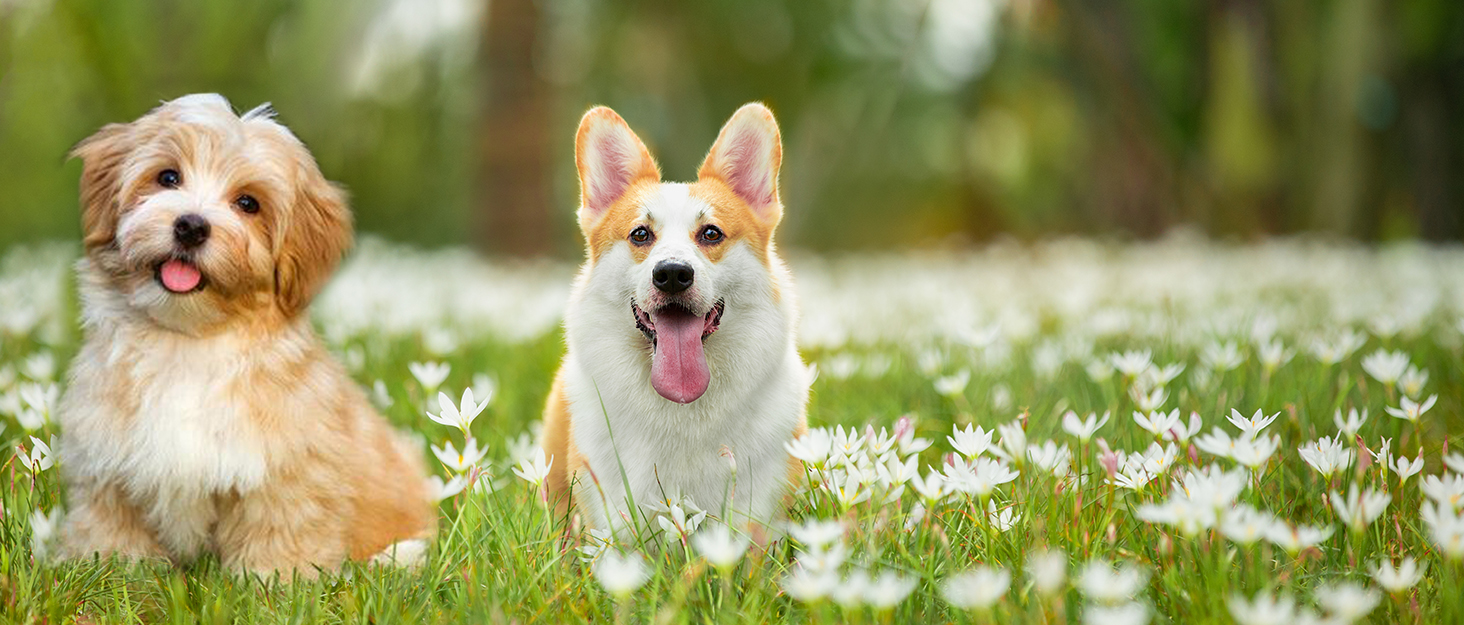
[698,103,783,224]
[574,107,659,228]
[71,122,134,252]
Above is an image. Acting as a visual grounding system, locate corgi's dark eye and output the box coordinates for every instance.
[235,195,260,215]
[698,225,725,244]
[629,226,653,245]
[157,169,182,188]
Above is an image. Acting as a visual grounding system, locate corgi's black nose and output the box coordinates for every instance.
[653,260,694,293]
[173,214,211,248]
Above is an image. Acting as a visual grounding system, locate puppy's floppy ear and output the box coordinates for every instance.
[698,103,783,224]
[274,164,352,316]
[574,107,659,231]
[71,123,134,251]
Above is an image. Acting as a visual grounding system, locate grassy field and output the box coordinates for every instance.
[2,237,1462,624]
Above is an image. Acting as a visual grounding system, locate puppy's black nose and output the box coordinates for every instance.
[173,214,211,248]
[652,260,695,294]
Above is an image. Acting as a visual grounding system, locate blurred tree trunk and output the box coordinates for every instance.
[477,0,554,256]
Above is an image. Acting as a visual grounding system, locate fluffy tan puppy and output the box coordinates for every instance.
[56,94,434,576]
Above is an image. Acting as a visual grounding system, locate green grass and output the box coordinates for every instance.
[2,257,1462,624]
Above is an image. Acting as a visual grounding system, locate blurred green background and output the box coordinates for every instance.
[1,0,1460,256]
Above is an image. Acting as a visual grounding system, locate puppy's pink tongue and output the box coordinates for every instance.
[159,259,202,293]
[650,308,710,404]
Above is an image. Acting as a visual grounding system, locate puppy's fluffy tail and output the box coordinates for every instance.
[368,538,429,569]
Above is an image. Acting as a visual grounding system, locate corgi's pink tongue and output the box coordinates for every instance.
[650,307,709,404]
[159,259,202,293]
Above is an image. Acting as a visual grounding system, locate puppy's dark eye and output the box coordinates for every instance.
[698,225,725,244]
[235,195,260,215]
[629,226,653,245]
[157,169,181,188]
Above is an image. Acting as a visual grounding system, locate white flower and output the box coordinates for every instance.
[426,388,490,432]
[1421,473,1464,511]
[787,519,844,550]
[15,435,54,473]
[1027,441,1071,477]
[829,425,865,463]
[1309,329,1366,365]
[829,469,871,507]
[782,566,838,603]
[994,419,1027,463]
[876,454,919,487]
[948,424,994,459]
[1314,582,1379,623]
[430,438,488,473]
[1226,409,1280,439]
[692,524,750,571]
[796,542,848,573]
[1265,520,1334,554]
[1397,366,1428,399]
[1446,452,1464,475]
[1384,394,1437,424]
[941,565,1010,610]
[1330,485,1390,532]
[469,373,498,406]
[370,380,395,409]
[865,571,916,610]
[427,474,466,502]
[1086,359,1115,382]
[1194,427,1236,460]
[786,428,833,468]
[831,569,870,607]
[594,550,650,598]
[576,527,614,563]
[1077,559,1147,604]
[1298,436,1353,478]
[986,500,1021,532]
[1083,602,1150,625]
[17,382,56,422]
[653,499,707,538]
[1256,339,1294,373]
[1063,411,1110,442]
[1421,501,1464,559]
[1027,548,1066,597]
[30,507,60,561]
[408,361,451,391]
[1370,557,1425,593]
[21,351,54,381]
[1220,505,1275,545]
[1202,341,1245,371]
[1136,495,1216,538]
[933,369,970,398]
[1133,410,1180,438]
[1168,412,1204,443]
[1360,349,1410,387]
[1228,590,1296,625]
[910,469,955,506]
[505,432,538,466]
[1333,408,1367,438]
[1231,434,1280,471]
[1389,453,1425,485]
[946,457,1019,497]
[894,416,933,456]
[511,448,554,487]
[1129,386,1168,412]
[1109,350,1152,377]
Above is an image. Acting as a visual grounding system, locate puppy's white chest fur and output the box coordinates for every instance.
[62,322,272,556]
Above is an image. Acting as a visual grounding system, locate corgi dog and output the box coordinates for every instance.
[541,103,810,536]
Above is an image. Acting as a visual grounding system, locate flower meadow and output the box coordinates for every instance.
[2,235,1463,623]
